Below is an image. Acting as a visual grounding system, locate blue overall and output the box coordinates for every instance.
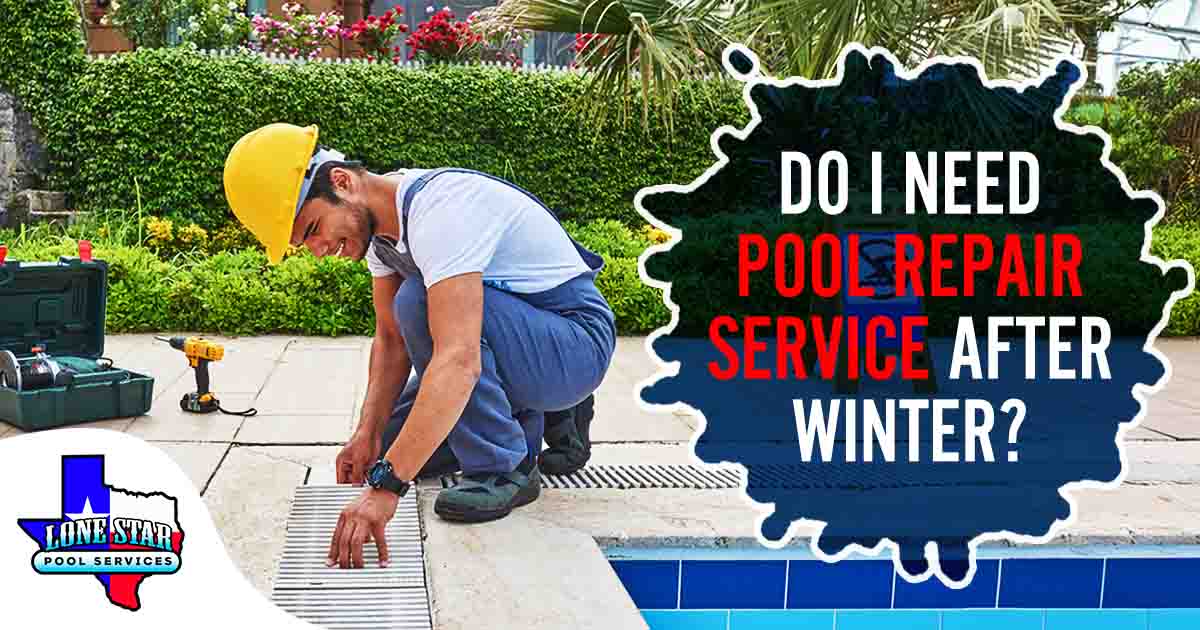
[376,168,617,475]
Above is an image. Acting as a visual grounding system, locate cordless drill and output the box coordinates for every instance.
[156,336,225,414]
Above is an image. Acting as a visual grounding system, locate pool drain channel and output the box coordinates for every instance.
[439,464,744,490]
[439,463,1058,490]
[271,486,431,629]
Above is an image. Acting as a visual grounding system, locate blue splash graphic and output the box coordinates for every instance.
[637,45,1194,586]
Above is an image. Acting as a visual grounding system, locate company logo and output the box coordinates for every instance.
[17,455,185,611]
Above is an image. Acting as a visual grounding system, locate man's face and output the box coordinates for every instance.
[290,169,375,261]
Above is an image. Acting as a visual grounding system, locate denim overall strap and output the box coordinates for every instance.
[399,167,606,276]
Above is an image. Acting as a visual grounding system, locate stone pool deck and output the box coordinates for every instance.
[2,335,1199,628]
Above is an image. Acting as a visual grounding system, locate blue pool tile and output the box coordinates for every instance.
[1045,610,1148,630]
[943,610,1043,630]
[836,610,939,630]
[729,610,833,630]
[680,560,787,609]
[643,610,728,630]
[893,560,999,609]
[1148,609,1200,630]
[999,559,1104,608]
[787,560,893,609]
[611,560,679,609]
[1104,559,1200,608]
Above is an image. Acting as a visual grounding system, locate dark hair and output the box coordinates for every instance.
[303,153,365,206]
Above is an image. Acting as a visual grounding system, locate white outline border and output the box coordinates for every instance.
[631,42,1197,589]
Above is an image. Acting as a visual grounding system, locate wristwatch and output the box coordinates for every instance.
[366,459,411,497]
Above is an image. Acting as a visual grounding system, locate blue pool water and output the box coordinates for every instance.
[605,547,1200,630]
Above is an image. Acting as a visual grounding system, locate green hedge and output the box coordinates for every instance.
[0,0,85,127]
[0,0,746,228]
[4,219,670,336]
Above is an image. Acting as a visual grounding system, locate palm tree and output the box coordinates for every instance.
[472,0,1143,129]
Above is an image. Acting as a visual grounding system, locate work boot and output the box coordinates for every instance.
[538,394,594,476]
[433,457,541,523]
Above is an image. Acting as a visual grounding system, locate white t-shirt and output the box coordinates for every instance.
[366,169,591,293]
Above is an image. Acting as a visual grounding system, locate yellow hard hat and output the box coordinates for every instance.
[223,123,323,264]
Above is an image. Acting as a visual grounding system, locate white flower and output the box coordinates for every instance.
[228,1,238,11]
[426,5,434,13]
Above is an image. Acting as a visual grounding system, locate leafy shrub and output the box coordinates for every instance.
[2,0,743,229]
[1151,225,1200,337]
[0,0,85,126]
[2,239,670,336]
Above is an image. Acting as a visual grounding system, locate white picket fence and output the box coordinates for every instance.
[85,48,726,81]
[87,47,582,74]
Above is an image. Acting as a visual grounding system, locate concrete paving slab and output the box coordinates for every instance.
[152,441,228,491]
[235,415,353,445]
[1124,442,1200,483]
[255,348,362,416]
[1065,483,1200,544]
[203,446,309,594]
[592,375,696,443]
[100,334,145,364]
[1159,338,1200,380]
[1141,398,1200,439]
[1155,372,1200,410]
[71,417,136,432]
[589,443,696,466]
[286,336,369,351]
[109,337,195,397]
[126,382,255,442]
[1124,426,1175,441]
[0,424,18,439]
[242,446,341,485]
[419,491,648,630]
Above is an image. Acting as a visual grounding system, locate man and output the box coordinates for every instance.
[223,123,615,569]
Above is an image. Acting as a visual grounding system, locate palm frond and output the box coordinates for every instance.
[474,0,729,132]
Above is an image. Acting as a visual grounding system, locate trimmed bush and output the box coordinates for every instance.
[4,223,671,336]
[26,46,744,228]
[0,0,85,126]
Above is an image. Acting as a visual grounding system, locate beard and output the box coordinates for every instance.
[347,203,377,261]
[355,202,378,240]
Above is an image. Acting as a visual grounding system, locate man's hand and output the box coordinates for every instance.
[327,488,398,569]
[336,430,380,486]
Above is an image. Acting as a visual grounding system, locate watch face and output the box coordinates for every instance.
[368,462,388,485]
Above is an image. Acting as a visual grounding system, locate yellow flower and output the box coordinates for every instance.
[145,217,175,246]
[178,224,209,248]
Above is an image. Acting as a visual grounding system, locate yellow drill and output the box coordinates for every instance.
[156,336,225,414]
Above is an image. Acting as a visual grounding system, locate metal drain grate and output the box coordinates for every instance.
[271,486,431,630]
[440,464,742,490]
[441,463,1057,491]
[542,464,742,490]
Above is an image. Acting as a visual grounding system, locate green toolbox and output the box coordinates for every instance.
[0,244,154,431]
